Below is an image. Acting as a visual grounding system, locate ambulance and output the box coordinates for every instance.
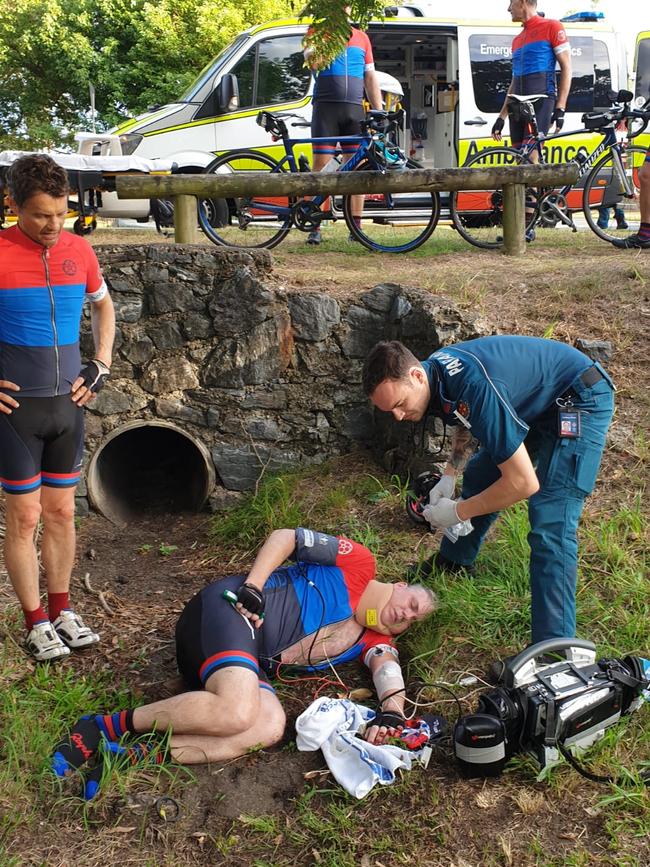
[84,7,649,221]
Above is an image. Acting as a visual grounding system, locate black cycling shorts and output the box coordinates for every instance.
[175,574,275,693]
[0,395,84,495]
[311,101,365,156]
[509,97,555,148]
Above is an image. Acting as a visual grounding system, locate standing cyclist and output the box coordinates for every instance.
[303,4,382,245]
[492,0,572,151]
[0,155,115,661]
[612,147,650,249]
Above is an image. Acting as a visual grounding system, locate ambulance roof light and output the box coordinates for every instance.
[560,11,605,22]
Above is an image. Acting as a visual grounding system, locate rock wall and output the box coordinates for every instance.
[80,244,489,513]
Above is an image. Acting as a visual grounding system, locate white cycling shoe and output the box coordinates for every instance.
[53,609,100,649]
[26,621,71,662]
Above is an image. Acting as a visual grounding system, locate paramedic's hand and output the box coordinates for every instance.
[423,497,462,529]
[0,381,20,414]
[492,116,505,141]
[365,710,405,746]
[550,107,565,133]
[427,474,455,508]
[235,582,265,628]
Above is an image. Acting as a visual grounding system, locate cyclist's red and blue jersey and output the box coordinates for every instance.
[311,27,375,105]
[0,226,107,398]
[175,529,396,688]
[512,15,570,98]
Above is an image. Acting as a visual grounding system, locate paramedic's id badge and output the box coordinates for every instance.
[558,410,581,438]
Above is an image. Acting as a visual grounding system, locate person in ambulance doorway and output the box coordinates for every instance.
[0,154,115,662]
[50,528,437,799]
[362,337,615,647]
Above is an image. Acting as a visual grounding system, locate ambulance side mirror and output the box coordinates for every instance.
[217,74,240,114]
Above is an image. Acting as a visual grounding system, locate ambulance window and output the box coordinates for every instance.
[231,35,310,109]
[468,35,512,114]
[636,38,650,101]
[230,48,255,107]
[592,40,612,109]
[256,36,311,105]
[565,37,596,113]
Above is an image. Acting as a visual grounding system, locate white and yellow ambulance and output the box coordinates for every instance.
[84,8,649,220]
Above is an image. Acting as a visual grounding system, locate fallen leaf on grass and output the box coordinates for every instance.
[349,688,373,701]
[303,769,330,780]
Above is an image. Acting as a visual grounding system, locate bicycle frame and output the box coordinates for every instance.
[241,129,379,223]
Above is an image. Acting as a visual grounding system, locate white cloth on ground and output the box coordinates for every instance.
[295,697,421,799]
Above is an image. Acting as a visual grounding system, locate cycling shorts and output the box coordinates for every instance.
[311,102,365,156]
[0,395,84,494]
[175,574,275,693]
[509,97,554,149]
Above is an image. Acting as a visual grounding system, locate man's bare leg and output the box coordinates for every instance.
[169,688,286,764]
[4,489,43,612]
[131,667,286,762]
[40,485,76,595]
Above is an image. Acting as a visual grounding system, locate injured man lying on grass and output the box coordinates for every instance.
[52,527,437,799]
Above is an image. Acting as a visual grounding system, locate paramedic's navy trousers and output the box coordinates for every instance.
[439,366,615,643]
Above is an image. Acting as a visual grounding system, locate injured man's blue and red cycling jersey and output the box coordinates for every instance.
[175,528,397,692]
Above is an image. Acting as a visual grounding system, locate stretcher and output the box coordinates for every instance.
[0,146,173,234]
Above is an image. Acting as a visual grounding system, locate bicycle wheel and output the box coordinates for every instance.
[199,150,294,249]
[450,147,538,249]
[342,158,440,252]
[582,145,647,243]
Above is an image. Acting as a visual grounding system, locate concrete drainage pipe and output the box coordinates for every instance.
[87,420,216,524]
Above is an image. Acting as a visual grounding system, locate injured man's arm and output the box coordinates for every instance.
[364,646,407,745]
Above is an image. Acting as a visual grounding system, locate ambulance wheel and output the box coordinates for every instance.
[200,197,229,228]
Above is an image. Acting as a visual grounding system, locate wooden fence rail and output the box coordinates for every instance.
[116,162,578,256]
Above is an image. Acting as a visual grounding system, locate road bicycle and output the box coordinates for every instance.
[450,89,650,249]
[198,109,440,253]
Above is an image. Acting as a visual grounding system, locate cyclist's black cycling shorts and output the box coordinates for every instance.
[509,97,554,148]
[175,574,275,693]
[0,395,84,495]
[311,101,365,156]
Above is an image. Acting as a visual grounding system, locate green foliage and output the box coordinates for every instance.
[301,1,386,69]
[0,0,291,148]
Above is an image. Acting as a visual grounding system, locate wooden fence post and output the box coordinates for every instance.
[174,194,197,244]
[501,183,526,256]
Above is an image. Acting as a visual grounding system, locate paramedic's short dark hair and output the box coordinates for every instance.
[362,340,422,396]
[7,154,69,206]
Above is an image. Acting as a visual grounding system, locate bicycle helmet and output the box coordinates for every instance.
[375,71,404,112]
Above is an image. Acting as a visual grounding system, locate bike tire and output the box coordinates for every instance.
[342,157,440,253]
[450,147,538,249]
[582,145,647,244]
[199,150,294,250]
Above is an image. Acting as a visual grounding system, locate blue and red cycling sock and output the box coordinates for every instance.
[51,717,103,778]
[93,710,136,741]
[638,222,650,241]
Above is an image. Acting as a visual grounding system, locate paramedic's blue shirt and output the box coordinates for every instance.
[421,336,593,465]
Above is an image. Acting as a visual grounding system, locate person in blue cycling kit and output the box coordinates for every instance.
[0,154,115,663]
[303,6,382,244]
[363,336,615,644]
[492,0,572,149]
[51,527,437,797]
